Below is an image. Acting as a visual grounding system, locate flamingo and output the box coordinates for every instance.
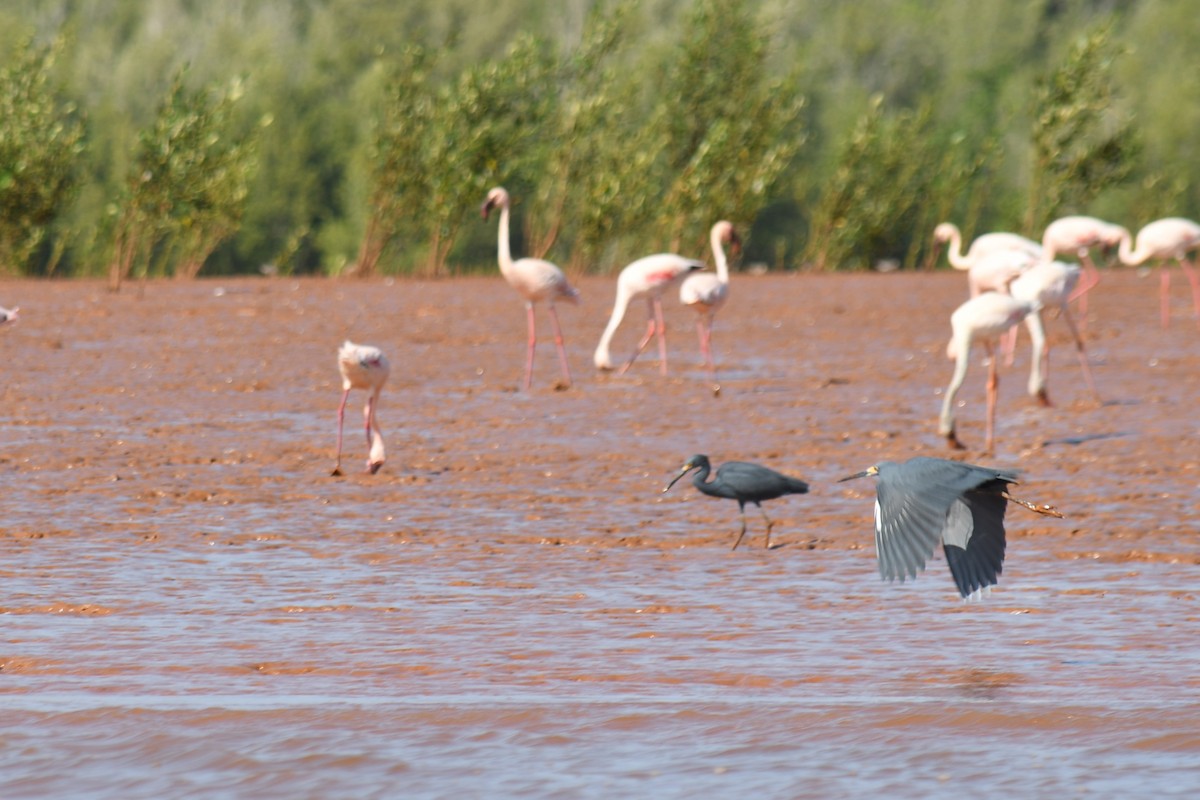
[481,187,580,390]
[593,248,704,375]
[1115,217,1200,329]
[933,222,1043,284]
[1039,215,1126,319]
[966,248,1033,297]
[679,221,740,394]
[0,305,18,324]
[1008,259,1102,407]
[939,292,1038,454]
[333,340,390,476]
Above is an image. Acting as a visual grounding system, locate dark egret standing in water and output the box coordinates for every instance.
[663,454,810,550]
[333,340,390,476]
[839,457,1063,600]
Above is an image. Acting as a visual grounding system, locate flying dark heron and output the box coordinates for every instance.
[663,454,810,550]
[839,457,1063,599]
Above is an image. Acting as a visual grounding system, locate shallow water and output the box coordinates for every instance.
[1,272,1198,797]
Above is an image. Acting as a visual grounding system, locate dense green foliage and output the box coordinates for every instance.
[0,0,1197,277]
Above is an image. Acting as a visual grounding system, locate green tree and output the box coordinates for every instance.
[0,37,85,274]
[108,68,258,288]
[652,0,806,253]
[806,97,974,271]
[1024,21,1139,234]
[417,34,557,275]
[353,45,435,276]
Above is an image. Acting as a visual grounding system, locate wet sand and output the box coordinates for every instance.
[1,269,1198,797]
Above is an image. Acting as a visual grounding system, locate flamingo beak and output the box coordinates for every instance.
[730,232,742,256]
[480,199,494,220]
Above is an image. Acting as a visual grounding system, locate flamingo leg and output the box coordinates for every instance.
[984,343,998,456]
[1069,251,1101,331]
[696,314,719,394]
[332,388,351,475]
[1058,301,1101,404]
[1160,266,1172,329]
[731,503,749,551]
[1176,256,1200,330]
[619,315,657,375]
[653,297,669,375]
[523,302,537,390]
[1001,322,1020,367]
[546,304,572,388]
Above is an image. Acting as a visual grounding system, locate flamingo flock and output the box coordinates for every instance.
[325,184,1199,474]
[931,212,1200,452]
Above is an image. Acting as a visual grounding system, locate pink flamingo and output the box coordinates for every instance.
[482,187,580,390]
[939,291,1038,454]
[965,248,1034,297]
[594,249,704,375]
[0,305,18,324]
[1039,215,1125,318]
[933,222,1042,286]
[679,221,740,394]
[1009,260,1101,406]
[333,341,390,476]
[1115,217,1200,329]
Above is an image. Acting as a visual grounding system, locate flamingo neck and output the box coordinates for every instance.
[1116,227,1143,265]
[593,286,633,369]
[944,226,969,270]
[496,202,515,273]
[711,229,730,283]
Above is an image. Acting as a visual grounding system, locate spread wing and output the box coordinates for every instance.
[942,487,1009,599]
[873,459,1014,590]
[874,478,961,583]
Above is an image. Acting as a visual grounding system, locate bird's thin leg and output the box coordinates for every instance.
[1176,256,1200,329]
[1002,322,1020,367]
[695,317,710,367]
[984,342,998,455]
[1069,250,1100,330]
[332,388,350,476]
[546,304,572,388]
[1160,266,1172,329]
[1058,301,1101,404]
[697,315,719,395]
[653,297,669,375]
[730,503,748,551]
[758,504,774,549]
[619,300,657,375]
[523,302,537,390]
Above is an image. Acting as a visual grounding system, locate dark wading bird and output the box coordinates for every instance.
[839,457,1063,600]
[663,455,810,550]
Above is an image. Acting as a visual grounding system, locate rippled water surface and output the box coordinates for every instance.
[2,273,1198,798]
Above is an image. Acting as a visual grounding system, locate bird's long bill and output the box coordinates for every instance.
[662,467,693,493]
[837,466,878,483]
[480,199,494,219]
